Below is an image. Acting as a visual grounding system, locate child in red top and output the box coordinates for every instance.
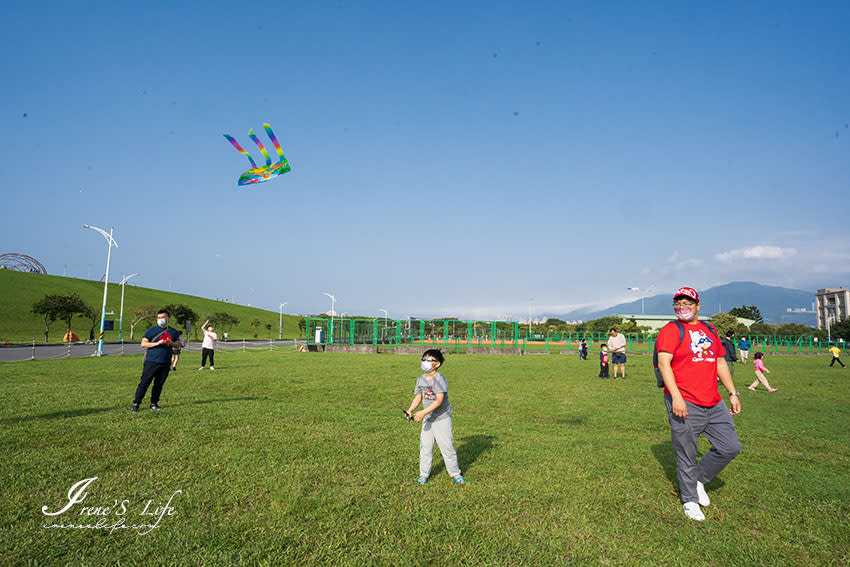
[748,352,777,392]
[598,344,609,379]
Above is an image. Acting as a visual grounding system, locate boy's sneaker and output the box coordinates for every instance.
[454,476,466,484]
[210,366,215,370]
[199,367,205,370]
[416,477,428,485]
[696,481,710,507]
[150,404,161,411]
[683,502,705,521]
[131,403,139,413]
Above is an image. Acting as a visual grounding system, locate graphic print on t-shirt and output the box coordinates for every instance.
[689,329,715,360]
[423,388,436,402]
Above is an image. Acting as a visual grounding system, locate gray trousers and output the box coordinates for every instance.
[664,395,742,504]
[420,415,461,478]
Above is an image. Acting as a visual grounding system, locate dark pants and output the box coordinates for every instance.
[201,348,215,368]
[830,357,845,368]
[134,361,170,405]
[599,363,609,378]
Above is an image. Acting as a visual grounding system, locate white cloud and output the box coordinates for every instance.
[715,246,797,263]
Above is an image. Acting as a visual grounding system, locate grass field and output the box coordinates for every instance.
[1,349,848,566]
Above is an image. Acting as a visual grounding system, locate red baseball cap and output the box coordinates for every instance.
[674,287,699,302]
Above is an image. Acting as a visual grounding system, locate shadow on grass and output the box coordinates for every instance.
[186,396,267,406]
[2,397,269,424]
[651,442,726,494]
[2,405,125,424]
[457,434,496,473]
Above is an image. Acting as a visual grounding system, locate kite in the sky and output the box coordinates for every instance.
[223,123,290,186]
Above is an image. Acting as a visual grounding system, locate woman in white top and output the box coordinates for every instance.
[199,320,217,370]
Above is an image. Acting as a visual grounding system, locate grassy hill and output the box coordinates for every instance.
[0,269,304,344]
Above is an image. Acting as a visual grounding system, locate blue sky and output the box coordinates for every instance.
[2,1,848,320]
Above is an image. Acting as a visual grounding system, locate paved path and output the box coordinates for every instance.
[0,340,301,362]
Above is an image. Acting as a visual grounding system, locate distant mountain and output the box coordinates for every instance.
[554,282,817,326]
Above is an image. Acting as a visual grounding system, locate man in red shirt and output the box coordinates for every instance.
[656,287,742,521]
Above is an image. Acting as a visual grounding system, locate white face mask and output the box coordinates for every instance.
[674,308,695,322]
[421,360,435,372]
[157,318,167,327]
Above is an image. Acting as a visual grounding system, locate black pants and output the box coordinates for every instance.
[599,363,609,378]
[201,348,215,368]
[134,361,170,405]
[831,357,846,368]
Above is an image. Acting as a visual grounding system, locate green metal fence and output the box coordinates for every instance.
[305,318,844,355]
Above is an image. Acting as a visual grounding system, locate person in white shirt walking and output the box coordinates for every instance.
[199,320,218,370]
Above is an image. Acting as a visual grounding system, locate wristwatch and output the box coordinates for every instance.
[729,391,740,397]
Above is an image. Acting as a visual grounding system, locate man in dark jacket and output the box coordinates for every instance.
[720,330,739,378]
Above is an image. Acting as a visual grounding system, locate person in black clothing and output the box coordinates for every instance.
[720,330,739,378]
[579,339,588,360]
[132,309,181,413]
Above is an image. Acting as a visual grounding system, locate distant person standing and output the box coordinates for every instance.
[170,330,184,371]
[737,337,751,364]
[132,309,181,412]
[720,331,738,377]
[598,344,609,379]
[199,320,217,370]
[607,328,627,379]
[829,344,846,368]
[579,339,588,360]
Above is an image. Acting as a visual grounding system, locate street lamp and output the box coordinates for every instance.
[627,284,655,315]
[279,302,287,340]
[83,225,118,356]
[118,273,140,343]
[322,292,335,344]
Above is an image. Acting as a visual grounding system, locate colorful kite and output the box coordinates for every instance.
[223,123,291,186]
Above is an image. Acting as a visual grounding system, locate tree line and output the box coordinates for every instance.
[30,293,244,343]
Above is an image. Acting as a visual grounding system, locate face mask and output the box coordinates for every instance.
[675,308,695,322]
[157,318,167,327]
[421,360,434,372]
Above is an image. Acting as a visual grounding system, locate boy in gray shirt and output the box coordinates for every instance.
[406,349,465,485]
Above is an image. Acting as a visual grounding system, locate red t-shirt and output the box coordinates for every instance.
[657,320,726,407]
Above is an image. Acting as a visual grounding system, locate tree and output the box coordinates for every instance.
[708,313,739,338]
[31,295,61,342]
[130,304,156,340]
[749,322,776,336]
[298,317,307,337]
[250,317,262,338]
[210,312,239,334]
[265,321,274,338]
[586,316,624,334]
[161,304,199,332]
[828,318,850,342]
[80,303,100,339]
[728,305,763,323]
[775,323,816,337]
[52,293,88,334]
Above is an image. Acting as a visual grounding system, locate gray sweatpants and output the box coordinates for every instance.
[664,395,742,504]
[420,415,461,478]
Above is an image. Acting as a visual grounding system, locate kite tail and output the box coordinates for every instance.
[249,129,273,166]
[264,123,287,162]
[224,134,258,169]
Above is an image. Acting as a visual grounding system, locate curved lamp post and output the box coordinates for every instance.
[118,273,140,342]
[83,225,118,356]
[322,292,335,344]
[279,302,287,340]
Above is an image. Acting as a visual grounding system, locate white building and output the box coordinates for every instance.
[815,287,850,330]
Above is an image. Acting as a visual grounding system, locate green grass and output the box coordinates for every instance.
[0,269,303,343]
[1,350,848,566]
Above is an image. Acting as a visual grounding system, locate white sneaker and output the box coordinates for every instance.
[210,366,215,370]
[683,502,705,521]
[696,481,710,507]
[199,367,204,370]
